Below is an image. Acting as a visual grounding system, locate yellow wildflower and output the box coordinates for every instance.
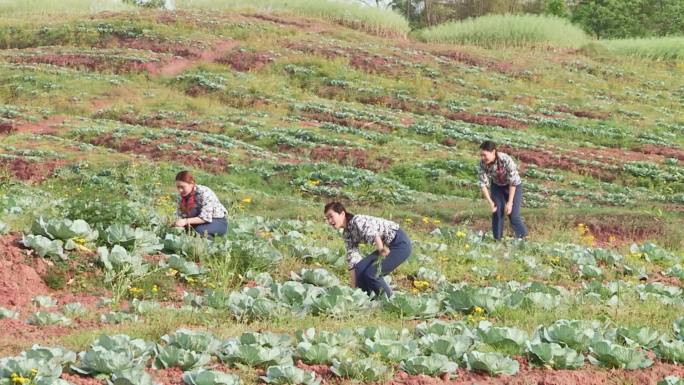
[422,217,429,224]
[151,285,158,293]
[456,231,466,238]
[241,197,252,204]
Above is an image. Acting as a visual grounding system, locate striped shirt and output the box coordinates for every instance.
[176,185,227,223]
[343,215,399,270]
[478,152,522,188]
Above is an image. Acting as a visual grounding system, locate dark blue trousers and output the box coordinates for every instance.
[192,217,227,238]
[354,229,412,298]
[490,183,528,240]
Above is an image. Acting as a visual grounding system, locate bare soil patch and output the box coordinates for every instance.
[447,112,528,130]
[216,49,275,72]
[90,134,229,173]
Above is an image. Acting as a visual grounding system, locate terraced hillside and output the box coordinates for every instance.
[1,8,684,385]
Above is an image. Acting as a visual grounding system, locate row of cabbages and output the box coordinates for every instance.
[183,266,684,322]
[3,318,684,385]
[19,217,343,266]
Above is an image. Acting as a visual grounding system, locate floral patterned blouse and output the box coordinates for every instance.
[175,185,227,223]
[478,152,522,188]
[343,215,399,270]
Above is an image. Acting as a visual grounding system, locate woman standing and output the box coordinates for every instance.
[478,140,528,240]
[173,170,228,238]
[324,202,412,298]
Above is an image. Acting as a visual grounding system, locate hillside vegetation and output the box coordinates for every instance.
[0,5,683,385]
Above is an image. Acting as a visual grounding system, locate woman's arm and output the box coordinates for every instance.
[349,269,356,288]
[506,184,517,215]
[174,217,207,227]
[374,234,389,257]
[481,186,497,213]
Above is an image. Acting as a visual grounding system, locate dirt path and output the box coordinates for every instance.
[146,40,238,76]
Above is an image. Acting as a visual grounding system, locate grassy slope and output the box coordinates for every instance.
[0,8,683,375]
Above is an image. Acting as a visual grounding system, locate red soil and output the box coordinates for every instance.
[573,218,663,248]
[502,147,616,181]
[434,50,514,75]
[146,40,238,77]
[0,158,62,182]
[150,367,185,385]
[0,235,50,308]
[569,146,664,165]
[447,112,528,130]
[387,360,684,385]
[60,373,104,385]
[100,37,204,58]
[556,106,610,120]
[636,145,684,162]
[296,360,333,379]
[0,120,15,134]
[309,145,393,171]
[89,134,229,173]
[217,49,274,72]
[13,115,67,135]
[299,110,395,133]
[8,52,161,74]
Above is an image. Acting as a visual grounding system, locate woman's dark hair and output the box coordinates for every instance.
[324,201,354,221]
[479,140,497,152]
[176,170,195,184]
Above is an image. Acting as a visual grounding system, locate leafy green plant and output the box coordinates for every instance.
[153,345,211,370]
[106,368,159,385]
[21,234,64,259]
[383,292,442,320]
[400,354,458,377]
[588,340,653,369]
[655,340,684,364]
[103,224,162,255]
[526,342,585,369]
[260,365,319,385]
[330,358,389,382]
[291,268,340,288]
[72,334,153,376]
[32,295,57,308]
[310,286,371,317]
[477,321,529,352]
[465,351,520,376]
[0,307,19,319]
[418,334,472,361]
[27,311,71,326]
[616,326,661,349]
[658,376,684,385]
[62,302,87,317]
[294,342,341,365]
[162,255,206,280]
[182,369,242,385]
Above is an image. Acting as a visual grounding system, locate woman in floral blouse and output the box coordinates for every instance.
[324,201,412,298]
[478,140,528,240]
[173,170,228,238]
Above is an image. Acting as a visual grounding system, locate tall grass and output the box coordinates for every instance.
[600,36,684,60]
[416,13,589,49]
[177,0,409,38]
[0,0,133,16]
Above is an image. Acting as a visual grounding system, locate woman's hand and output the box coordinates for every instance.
[379,246,390,257]
[174,218,187,227]
[505,202,513,215]
[489,201,498,213]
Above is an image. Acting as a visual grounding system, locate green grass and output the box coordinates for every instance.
[416,13,589,49]
[600,36,684,60]
[177,0,410,38]
[0,0,133,17]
